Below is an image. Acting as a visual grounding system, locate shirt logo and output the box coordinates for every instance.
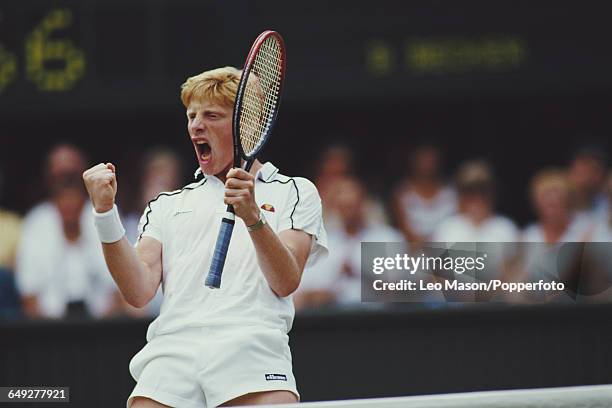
[265,373,287,381]
[261,204,275,212]
[175,209,193,215]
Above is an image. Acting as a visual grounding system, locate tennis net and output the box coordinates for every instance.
[272,384,612,408]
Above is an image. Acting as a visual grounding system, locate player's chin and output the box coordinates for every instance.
[195,157,212,174]
[198,163,216,176]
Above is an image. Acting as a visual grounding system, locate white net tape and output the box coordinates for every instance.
[239,35,283,156]
[265,385,612,408]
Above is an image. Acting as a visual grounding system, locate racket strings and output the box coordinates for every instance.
[239,36,283,156]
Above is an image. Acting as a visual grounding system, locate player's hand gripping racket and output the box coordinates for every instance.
[205,30,286,288]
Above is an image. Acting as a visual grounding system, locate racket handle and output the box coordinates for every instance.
[205,213,236,288]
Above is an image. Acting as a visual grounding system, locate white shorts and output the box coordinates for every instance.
[127,325,299,408]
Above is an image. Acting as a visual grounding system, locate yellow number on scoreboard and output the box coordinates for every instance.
[0,45,17,92]
[25,8,85,91]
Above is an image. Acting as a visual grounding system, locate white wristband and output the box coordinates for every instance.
[93,204,126,243]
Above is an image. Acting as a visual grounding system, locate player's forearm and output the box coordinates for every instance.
[84,163,157,307]
[249,224,301,297]
[101,237,157,308]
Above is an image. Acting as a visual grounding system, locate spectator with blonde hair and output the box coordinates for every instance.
[523,168,592,243]
[521,169,602,303]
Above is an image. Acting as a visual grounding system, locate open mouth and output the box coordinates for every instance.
[195,140,212,163]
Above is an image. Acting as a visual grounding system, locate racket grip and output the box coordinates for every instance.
[205,214,236,288]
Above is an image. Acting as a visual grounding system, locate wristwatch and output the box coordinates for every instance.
[247,211,267,232]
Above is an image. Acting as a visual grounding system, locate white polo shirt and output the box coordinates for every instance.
[137,162,327,340]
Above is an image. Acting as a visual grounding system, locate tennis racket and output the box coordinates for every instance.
[205,30,286,289]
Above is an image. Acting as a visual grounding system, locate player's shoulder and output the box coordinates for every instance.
[272,174,319,201]
[291,176,318,191]
[258,162,319,195]
[146,178,208,209]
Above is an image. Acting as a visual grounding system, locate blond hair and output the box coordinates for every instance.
[455,160,494,196]
[180,66,241,108]
[530,168,572,202]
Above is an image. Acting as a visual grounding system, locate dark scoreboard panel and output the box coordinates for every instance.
[1,0,612,114]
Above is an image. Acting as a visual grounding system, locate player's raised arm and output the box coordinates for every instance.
[82,163,162,308]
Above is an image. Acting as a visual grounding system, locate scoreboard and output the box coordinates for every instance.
[0,8,84,93]
[1,0,612,115]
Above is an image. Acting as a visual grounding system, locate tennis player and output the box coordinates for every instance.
[82,67,328,407]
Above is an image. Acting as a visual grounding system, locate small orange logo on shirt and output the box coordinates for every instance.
[261,203,275,212]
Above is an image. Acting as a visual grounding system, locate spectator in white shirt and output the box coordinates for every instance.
[523,169,592,243]
[433,160,518,297]
[315,144,388,229]
[393,143,456,245]
[295,176,403,309]
[521,168,608,303]
[15,144,117,319]
[314,144,354,219]
[434,160,518,243]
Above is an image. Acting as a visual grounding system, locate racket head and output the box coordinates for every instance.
[232,30,286,166]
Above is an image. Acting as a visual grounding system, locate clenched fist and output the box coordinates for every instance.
[224,168,260,226]
[82,163,118,213]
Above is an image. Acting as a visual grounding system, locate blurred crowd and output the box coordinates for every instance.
[1,141,612,320]
[0,144,180,320]
[293,142,612,309]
